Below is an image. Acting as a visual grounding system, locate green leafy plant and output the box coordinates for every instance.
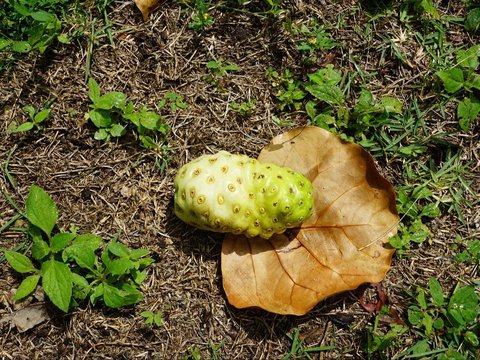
[454,239,480,264]
[400,150,474,222]
[281,328,335,360]
[187,0,214,32]
[403,0,440,20]
[267,65,409,154]
[206,58,240,78]
[389,219,431,256]
[8,105,51,133]
[465,1,480,33]
[205,58,240,89]
[284,18,336,63]
[230,99,256,115]
[436,45,480,131]
[87,78,170,149]
[183,346,201,360]
[364,306,408,358]
[266,67,306,111]
[157,91,189,112]
[400,278,480,359]
[0,1,67,56]
[140,310,164,327]
[0,185,154,312]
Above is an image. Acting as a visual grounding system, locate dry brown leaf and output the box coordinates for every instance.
[134,0,167,21]
[221,126,398,315]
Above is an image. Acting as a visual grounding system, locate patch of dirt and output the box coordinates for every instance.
[1,1,478,359]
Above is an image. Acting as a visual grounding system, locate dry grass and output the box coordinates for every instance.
[0,0,478,359]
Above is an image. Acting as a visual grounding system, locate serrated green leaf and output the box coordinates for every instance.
[308,65,342,86]
[0,38,12,50]
[456,45,480,69]
[416,287,427,310]
[90,283,104,305]
[139,111,161,130]
[31,239,50,260]
[88,78,101,103]
[132,269,147,285]
[71,272,89,301]
[25,185,58,238]
[57,34,70,44]
[95,92,126,110]
[14,274,41,301]
[305,101,317,120]
[436,69,464,93]
[421,312,434,336]
[407,308,423,326]
[380,97,402,114]
[419,203,440,218]
[11,41,31,53]
[465,8,480,33]
[41,259,72,312]
[5,251,37,273]
[419,0,440,19]
[30,10,55,22]
[75,234,103,250]
[137,257,155,269]
[88,109,112,128]
[23,105,36,119]
[140,310,154,323]
[123,112,140,126]
[447,286,478,326]
[63,241,96,270]
[50,232,75,253]
[34,109,50,124]
[305,84,344,106]
[428,278,444,306]
[108,242,130,257]
[130,249,150,260]
[107,257,135,275]
[412,186,433,200]
[469,74,480,91]
[11,122,35,133]
[457,96,480,131]
[94,128,109,141]
[103,284,128,308]
[108,123,126,137]
[101,247,112,268]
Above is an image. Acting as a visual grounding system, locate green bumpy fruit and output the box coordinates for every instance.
[173,151,314,239]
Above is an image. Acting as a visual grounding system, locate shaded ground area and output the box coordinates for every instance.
[1,0,478,359]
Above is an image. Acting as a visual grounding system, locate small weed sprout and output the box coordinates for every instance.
[140,310,164,327]
[158,91,189,111]
[8,105,51,133]
[187,0,214,32]
[282,328,335,359]
[86,78,170,150]
[205,58,240,89]
[230,99,256,115]
[284,18,337,64]
[436,45,480,131]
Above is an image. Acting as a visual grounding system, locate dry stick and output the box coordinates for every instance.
[357,196,422,251]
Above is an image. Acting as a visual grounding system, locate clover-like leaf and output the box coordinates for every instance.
[221,127,398,315]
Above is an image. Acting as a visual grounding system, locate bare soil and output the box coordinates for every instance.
[1,1,478,359]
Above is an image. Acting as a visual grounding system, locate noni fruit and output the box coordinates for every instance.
[174,151,314,239]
